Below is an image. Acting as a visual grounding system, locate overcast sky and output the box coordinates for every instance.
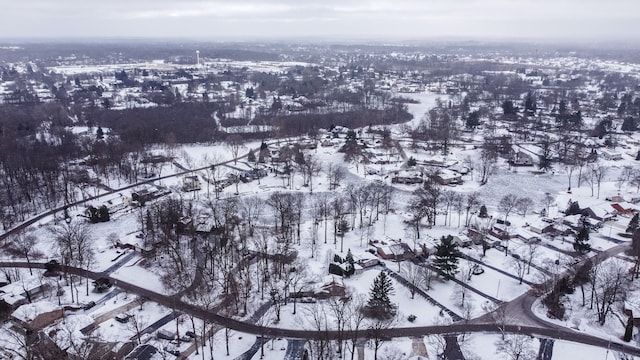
[2,0,639,42]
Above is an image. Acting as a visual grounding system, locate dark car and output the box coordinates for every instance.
[471,264,485,275]
[164,346,180,357]
[83,301,96,310]
[115,314,132,323]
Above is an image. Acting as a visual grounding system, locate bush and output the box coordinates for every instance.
[407,314,417,322]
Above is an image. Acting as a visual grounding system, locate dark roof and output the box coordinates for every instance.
[126,344,158,360]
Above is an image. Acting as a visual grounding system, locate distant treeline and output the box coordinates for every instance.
[252,107,413,136]
[92,103,222,145]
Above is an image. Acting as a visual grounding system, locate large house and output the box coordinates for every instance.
[509,150,535,166]
[391,171,423,185]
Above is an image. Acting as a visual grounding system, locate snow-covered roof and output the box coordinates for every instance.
[12,301,59,323]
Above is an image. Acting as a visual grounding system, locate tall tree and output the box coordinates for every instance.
[433,235,462,278]
[627,213,639,234]
[573,216,591,254]
[364,271,396,319]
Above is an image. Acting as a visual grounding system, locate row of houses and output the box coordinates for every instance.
[391,168,464,186]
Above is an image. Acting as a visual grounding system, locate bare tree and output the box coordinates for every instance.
[367,315,397,360]
[510,256,527,285]
[524,242,539,275]
[464,192,481,227]
[496,334,536,360]
[50,221,94,303]
[565,164,576,191]
[441,190,458,226]
[478,146,497,185]
[453,192,464,228]
[239,196,265,237]
[498,194,519,224]
[591,259,628,325]
[401,262,426,299]
[126,311,149,345]
[327,163,347,190]
[305,302,332,360]
[225,134,245,164]
[299,154,321,192]
[590,163,608,199]
[515,196,534,218]
[13,232,38,275]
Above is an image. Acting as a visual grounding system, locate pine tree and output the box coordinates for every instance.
[247,150,256,163]
[345,249,355,277]
[627,213,639,233]
[365,271,396,319]
[478,205,488,218]
[573,216,591,254]
[624,316,634,342]
[433,235,462,278]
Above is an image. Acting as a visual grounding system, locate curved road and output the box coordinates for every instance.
[2,260,640,358]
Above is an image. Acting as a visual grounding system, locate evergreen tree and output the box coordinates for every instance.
[624,316,634,342]
[573,216,592,254]
[345,249,355,277]
[622,117,637,132]
[478,205,488,218]
[566,201,581,215]
[365,271,396,319]
[524,91,537,115]
[247,150,256,163]
[433,235,462,278]
[96,126,104,139]
[407,156,417,167]
[502,100,517,115]
[627,213,640,233]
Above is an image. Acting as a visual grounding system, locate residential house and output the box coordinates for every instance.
[391,171,423,185]
[182,175,201,192]
[509,150,535,166]
[611,202,639,216]
[582,204,616,222]
[314,275,346,299]
[434,169,463,186]
[376,243,414,261]
[11,301,63,330]
[600,149,623,161]
[355,252,380,268]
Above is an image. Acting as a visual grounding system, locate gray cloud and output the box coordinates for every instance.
[2,0,639,41]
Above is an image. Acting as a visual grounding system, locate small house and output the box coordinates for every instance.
[582,204,615,222]
[434,169,463,185]
[509,150,534,166]
[600,149,623,161]
[452,235,472,247]
[182,175,201,192]
[12,301,63,329]
[314,275,346,299]
[376,243,414,261]
[355,252,380,268]
[391,171,423,185]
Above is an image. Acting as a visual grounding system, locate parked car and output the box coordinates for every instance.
[185,331,196,338]
[115,314,132,323]
[157,329,176,341]
[179,335,192,342]
[494,244,507,252]
[471,264,485,275]
[163,346,180,357]
[83,301,96,310]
